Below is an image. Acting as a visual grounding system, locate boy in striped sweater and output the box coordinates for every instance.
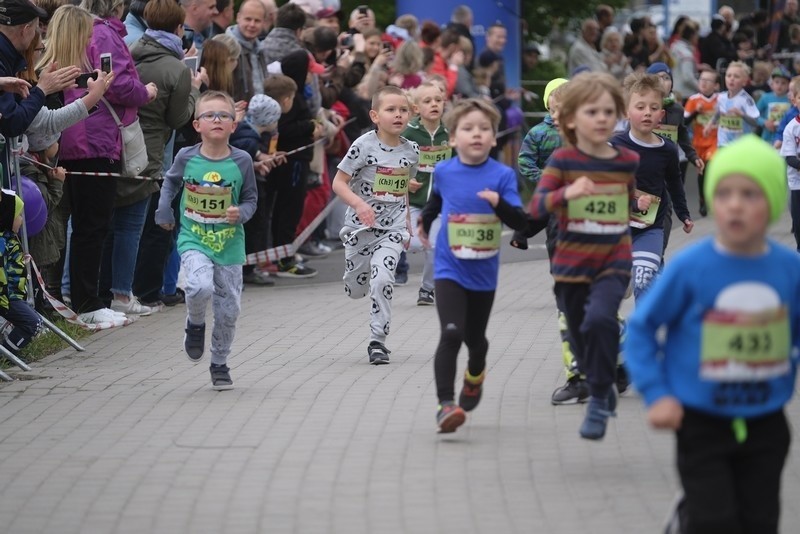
[530,72,644,440]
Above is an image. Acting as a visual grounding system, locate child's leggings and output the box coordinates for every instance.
[433,279,495,403]
[791,189,800,252]
[554,273,627,400]
[181,250,242,366]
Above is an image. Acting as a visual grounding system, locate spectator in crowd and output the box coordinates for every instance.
[594,4,615,50]
[0,0,79,183]
[642,22,671,67]
[315,7,339,34]
[718,4,738,36]
[209,0,232,37]
[424,28,461,98]
[671,23,700,101]
[180,0,217,52]
[347,6,375,34]
[35,0,68,38]
[447,5,473,66]
[123,0,148,46]
[780,0,800,52]
[258,0,277,37]
[600,29,631,83]
[738,9,770,51]
[394,13,418,41]
[390,40,424,90]
[568,19,607,73]
[201,34,240,94]
[121,0,202,313]
[227,0,268,101]
[55,0,156,323]
[700,16,736,71]
[454,36,479,97]
[623,17,651,71]
[261,1,305,64]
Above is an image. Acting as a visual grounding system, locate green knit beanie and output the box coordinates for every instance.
[543,78,568,111]
[704,135,787,223]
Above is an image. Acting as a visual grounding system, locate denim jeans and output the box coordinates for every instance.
[99,196,150,299]
[162,246,180,295]
[1,299,43,351]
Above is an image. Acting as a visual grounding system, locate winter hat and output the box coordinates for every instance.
[26,130,59,153]
[246,94,282,127]
[646,62,672,81]
[704,135,787,223]
[771,65,791,81]
[543,78,568,111]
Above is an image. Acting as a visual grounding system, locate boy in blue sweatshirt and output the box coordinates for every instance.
[756,66,791,142]
[625,135,800,533]
[772,75,800,148]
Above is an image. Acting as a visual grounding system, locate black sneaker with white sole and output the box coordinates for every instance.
[417,288,434,306]
[184,320,205,362]
[551,376,590,405]
[210,364,234,390]
[367,341,390,365]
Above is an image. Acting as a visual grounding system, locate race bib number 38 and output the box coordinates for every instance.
[700,307,791,382]
[373,166,409,201]
[184,184,232,224]
[448,214,502,259]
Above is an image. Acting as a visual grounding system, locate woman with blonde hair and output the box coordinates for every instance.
[390,39,423,89]
[200,35,240,94]
[49,0,157,323]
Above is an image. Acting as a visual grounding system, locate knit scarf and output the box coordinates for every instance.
[663,92,675,108]
[228,25,264,95]
[144,29,184,59]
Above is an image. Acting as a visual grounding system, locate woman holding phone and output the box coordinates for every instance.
[53,0,157,324]
[126,0,206,310]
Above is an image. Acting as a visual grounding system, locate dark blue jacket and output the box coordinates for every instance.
[0,32,46,182]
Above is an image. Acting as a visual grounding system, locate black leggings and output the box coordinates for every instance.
[433,279,495,403]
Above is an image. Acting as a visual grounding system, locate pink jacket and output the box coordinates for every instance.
[60,17,150,162]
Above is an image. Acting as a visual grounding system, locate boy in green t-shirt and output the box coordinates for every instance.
[156,91,258,390]
[402,82,451,305]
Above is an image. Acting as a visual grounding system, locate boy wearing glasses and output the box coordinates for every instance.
[156,91,258,390]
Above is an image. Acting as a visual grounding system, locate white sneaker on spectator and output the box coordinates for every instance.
[111,295,153,316]
[78,308,126,326]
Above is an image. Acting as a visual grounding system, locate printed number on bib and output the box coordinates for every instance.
[653,124,677,142]
[184,184,232,224]
[448,214,502,259]
[697,113,714,126]
[719,115,743,131]
[700,307,791,382]
[567,183,629,234]
[418,145,452,171]
[630,189,662,228]
[373,166,409,201]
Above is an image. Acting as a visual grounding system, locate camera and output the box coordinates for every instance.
[181,28,195,51]
[76,71,98,88]
[339,34,354,49]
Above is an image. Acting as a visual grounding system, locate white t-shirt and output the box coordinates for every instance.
[716,89,760,147]
[780,115,800,190]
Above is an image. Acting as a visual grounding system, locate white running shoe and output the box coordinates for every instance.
[78,308,126,326]
[111,295,153,316]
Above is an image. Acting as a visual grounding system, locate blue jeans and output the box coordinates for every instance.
[632,227,664,301]
[1,300,43,351]
[61,217,71,297]
[99,197,150,298]
[162,246,180,295]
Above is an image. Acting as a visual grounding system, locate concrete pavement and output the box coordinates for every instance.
[1,213,799,534]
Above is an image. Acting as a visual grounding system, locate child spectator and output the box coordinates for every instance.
[20,130,67,310]
[779,85,800,251]
[706,61,760,147]
[402,81,450,306]
[746,60,772,101]
[155,91,258,390]
[626,135,800,533]
[529,72,639,440]
[757,66,792,142]
[264,51,320,278]
[331,86,420,364]
[418,98,527,433]
[229,94,284,286]
[684,68,720,216]
[613,73,693,301]
[0,193,43,356]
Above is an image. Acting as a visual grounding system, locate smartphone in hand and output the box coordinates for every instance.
[183,56,198,75]
[100,53,112,74]
[76,71,98,89]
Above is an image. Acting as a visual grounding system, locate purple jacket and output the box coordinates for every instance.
[60,17,150,161]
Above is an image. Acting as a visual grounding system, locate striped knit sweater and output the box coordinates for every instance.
[529,146,639,283]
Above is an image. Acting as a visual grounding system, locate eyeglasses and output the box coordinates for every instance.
[197,111,235,122]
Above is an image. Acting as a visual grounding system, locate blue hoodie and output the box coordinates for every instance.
[626,237,800,419]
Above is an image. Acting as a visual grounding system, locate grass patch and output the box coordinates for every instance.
[1,316,93,369]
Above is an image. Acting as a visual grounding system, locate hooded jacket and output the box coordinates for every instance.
[128,33,198,205]
[276,50,314,161]
[261,27,303,65]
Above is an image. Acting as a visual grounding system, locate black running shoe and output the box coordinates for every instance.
[616,364,630,395]
[367,341,390,365]
[551,376,590,405]
[210,364,233,391]
[184,319,205,362]
[458,370,485,412]
[417,288,434,306]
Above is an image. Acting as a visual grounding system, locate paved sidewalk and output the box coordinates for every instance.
[1,216,799,534]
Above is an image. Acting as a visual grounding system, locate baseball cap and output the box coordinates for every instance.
[0,0,47,26]
[315,7,338,19]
